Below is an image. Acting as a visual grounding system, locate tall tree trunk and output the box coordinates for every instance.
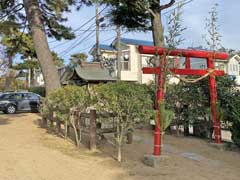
[23,0,61,94]
[4,55,13,91]
[150,6,165,99]
[151,12,164,47]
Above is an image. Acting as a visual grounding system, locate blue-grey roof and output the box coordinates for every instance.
[99,44,115,51]
[91,44,115,51]
[90,38,154,55]
[120,38,154,46]
[89,44,115,54]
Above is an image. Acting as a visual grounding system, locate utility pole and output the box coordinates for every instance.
[95,3,100,62]
[116,25,121,80]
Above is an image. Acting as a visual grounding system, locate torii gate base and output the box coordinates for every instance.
[139,46,229,156]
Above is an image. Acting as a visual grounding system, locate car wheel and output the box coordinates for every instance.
[6,105,16,114]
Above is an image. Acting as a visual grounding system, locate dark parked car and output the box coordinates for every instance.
[0,92,41,114]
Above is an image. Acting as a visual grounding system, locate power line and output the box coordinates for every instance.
[50,22,96,49]
[62,31,128,58]
[162,0,194,15]
[59,30,96,56]
[68,34,118,53]
[73,6,107,33]
[48,6,107,44]
[55,5,110,55]
[0,4,24,20]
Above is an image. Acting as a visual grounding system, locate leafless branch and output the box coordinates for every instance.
[136,1,156,17]
[160,0,175,11]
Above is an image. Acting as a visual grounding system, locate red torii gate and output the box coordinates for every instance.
[138,45,229,156]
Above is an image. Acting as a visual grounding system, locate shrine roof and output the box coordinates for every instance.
[61,62,116,84]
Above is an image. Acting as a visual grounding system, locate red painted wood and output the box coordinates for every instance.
[139,46,229,60]
[140,46,228,155]
[143,67,161,74]
[143,67,225,76]
[154,57,167,156]
[185,57,191,69]
[207,57,222,144]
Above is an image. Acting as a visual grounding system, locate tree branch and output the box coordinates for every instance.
[160,0,175,11]
[0,3,24,20]
[136,1,156,17]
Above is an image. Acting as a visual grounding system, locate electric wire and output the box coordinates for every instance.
[48,6,107,44]
[59,30,96,56]
[50,21,96,49]
[61,30,128,58]
[162,0,194,15]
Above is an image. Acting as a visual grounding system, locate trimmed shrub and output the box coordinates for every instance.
[41,85,89,122]
[29,86,46,97]
[94,81,154,161]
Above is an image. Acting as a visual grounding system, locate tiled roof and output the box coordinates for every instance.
[61,63,116,83]
[75,64,116,81]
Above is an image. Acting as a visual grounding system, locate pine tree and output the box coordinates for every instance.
[0,0,91,94]
[103,0,176,46]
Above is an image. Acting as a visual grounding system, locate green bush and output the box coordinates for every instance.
[29,86,46,97]
[231,121,240,147]
[222,91,240,147]
[41,85,89,122]
[94,81,154,161]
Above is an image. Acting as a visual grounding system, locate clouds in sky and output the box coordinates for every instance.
[182,0,240,49]
[49,0,240,62]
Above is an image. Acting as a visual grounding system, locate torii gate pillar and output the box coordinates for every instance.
[139,46,229,156]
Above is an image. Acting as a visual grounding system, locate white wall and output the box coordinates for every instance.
[227,56,239,76]
[140,54,155,84]
[35,72,44,86]
[120,45,140,82]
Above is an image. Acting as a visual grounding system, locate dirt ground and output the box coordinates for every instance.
[0,113,240,180]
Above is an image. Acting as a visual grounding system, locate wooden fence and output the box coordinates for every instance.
[41,109,116,151]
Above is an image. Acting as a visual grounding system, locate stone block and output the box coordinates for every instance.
[143,154,168,167]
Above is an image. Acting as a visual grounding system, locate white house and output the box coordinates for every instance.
[215,54,240,85]
[30,66,67,87]
[89,38,180,84]
[179,50,240,86]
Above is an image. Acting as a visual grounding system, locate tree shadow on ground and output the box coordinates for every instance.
[31,116,240,180]
[0,112,40,125]
[0,117,10,125]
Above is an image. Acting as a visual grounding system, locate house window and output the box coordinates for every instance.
[218,64,225,70]
[141,55,154,67]
[235,64,238,72]
[121,51,130,71]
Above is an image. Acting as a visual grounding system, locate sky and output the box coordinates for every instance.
[47,0,240,63]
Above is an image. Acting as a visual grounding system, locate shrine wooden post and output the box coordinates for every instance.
[139,45,229,156]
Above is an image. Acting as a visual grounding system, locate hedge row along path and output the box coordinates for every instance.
[0,113,240,180]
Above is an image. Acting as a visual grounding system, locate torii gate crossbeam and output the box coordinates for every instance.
[139,45,229,156]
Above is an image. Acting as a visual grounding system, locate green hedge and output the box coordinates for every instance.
[41,85,89,122]
[29,86,46,97]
